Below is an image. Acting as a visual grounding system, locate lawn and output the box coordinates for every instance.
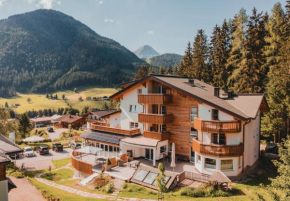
[0,86,118,113]
[52,158,71,169]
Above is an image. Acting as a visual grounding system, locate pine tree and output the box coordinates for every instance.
[148,66,155,74]
[18,113,33,139]
[210,20,231,89]
[165,64,172,75]
[231,8,268,93]
[173,65,179,75]
[227,9,248,88]
[159,66,165,74]
[134,64,148,80]
[192,29,210,81]
[179,42,193,76]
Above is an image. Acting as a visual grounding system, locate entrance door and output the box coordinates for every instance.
[145,148,153,160]
[190,147,195,163]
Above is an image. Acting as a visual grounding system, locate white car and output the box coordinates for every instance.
[23,147,35,157]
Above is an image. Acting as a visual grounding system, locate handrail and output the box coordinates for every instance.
[91,124,140,136]
[71,151,93,175]
[143,130,169,141]
[194,117,241,133]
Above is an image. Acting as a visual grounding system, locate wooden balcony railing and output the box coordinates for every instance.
[91,124,140,136]
[143,131,169,141]
[71,151,93,175]
[192,139,243,157]
[138,113,173,124]
[138,94,172,104]
[193,117,241,133]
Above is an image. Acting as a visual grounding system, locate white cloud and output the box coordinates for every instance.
[99,0,103,4]
[148,30,154,35]
[104,18,115,23]
[0,0,7,7]
[26,0,34,4]
[35,0,61,9]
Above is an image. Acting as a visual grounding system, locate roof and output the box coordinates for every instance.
[208,170,231,183]
[88,110,119,118]
[110,74,269,121]
[30,116,51,123]
[55,115,83,123]
[80,131,125,145]
[51,114,62,120]
[23,136,45,143]
[121,136,160,147]
[0,155,11,164]
[0,134,23,155]
[101,110,121,118]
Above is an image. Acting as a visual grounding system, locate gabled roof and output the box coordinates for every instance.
[55,115,83,123]
[88,110,119,118]
[110,74,269,121]
[30,116,52,123]
[0,134,23,155]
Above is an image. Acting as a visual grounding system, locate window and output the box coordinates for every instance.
[161,105,167,114]
[150,124,159,132]
[190,147,195,162]
[221,160,233,170]
[205,158,216,169]
[130,122,138,129]
[137,89,142,94]
[190,107,197,122]
[169,143,172,152]
[160,145,167,153]
[152,104,159,114]
[212,109,219,120]
[129,105,138,113]
[190,127,197,142]
[197,154,201,164]
[161,125,167,132]
[212,133,226,145]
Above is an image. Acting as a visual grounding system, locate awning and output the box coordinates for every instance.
[23,136,45,143]
[75,146,103,154]
[121,136,160,148]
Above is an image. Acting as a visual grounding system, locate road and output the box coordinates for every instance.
[46,128,68,140]
[15,148,73,170]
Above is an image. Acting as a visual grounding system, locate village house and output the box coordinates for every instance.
[30,116,52,128]
[55,114,85,129]
[0,135,23,201]
[80,74,269,178]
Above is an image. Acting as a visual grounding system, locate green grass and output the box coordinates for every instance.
[52,158,71,169]
[41,169,73,181]
[0,86,117,113]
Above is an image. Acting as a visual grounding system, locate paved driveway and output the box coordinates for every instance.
[46,128,68,140]
[15,148,73,170]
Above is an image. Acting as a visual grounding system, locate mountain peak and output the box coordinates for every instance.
[134,45,159,59]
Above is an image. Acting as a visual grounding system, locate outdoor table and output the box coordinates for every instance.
[128,160,140,168]
[95,157,107,165]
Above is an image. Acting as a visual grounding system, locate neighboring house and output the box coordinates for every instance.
[86,110,120,129]
[0,135,23,201]
[102,96,110,101]
[84,74,269,178]
[54,115,85,129]
[51,114,62,124]
[30,117,52,128]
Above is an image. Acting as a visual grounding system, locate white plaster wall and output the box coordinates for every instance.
[203,132,211,144]
[109,113,121,128]
[0,180,8,201]
[194,153,242,177]
[198,104,234,121]
[120,87,144,133]
[227,134,241,145]
[87,122,91,129]
[156,140,169,160]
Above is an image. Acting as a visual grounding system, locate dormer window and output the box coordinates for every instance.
[211,109,219,120]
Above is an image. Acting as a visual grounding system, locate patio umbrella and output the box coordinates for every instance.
[23,135,45,143]
[170,143,176,172]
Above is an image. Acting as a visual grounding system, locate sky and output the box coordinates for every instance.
[0,0,286,55]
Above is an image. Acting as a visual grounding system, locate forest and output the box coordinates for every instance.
[135,2,290,143]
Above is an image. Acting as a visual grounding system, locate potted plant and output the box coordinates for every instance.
[105,158,112,171]
[117,159,123,167]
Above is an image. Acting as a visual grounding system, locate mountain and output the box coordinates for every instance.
[134,45,159,59]
[146,53,182,67]
[0,9,145,97]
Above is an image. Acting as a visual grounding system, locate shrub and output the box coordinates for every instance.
[101,182,114,194]
[179,184,231,198]
[11,171,25,178]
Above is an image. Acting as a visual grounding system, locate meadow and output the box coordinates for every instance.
[0,86,118,113]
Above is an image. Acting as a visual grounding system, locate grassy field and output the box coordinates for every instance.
[0,86,118,113]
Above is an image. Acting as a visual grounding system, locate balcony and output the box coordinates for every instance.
[138,94,172,104]
[138,113,173,124]
[192,139,243,157]
[193,117,241,133]
[91,124,140,136]
[143,131,169,141]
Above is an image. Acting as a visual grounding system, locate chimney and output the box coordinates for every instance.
[227,90,233,98]
[188,78,194,86]
[214,87,220,97]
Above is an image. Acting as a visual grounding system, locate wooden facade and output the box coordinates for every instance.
[143,131,169,141]
[194,117,241,133]
[192,139,243,157]
[71,151,93,175]
[138,113,173,124]
[90,124,140,136]
[0,164,6,181]
[138,94,172,104]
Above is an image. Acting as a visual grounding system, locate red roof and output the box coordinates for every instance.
[55,115,83,123]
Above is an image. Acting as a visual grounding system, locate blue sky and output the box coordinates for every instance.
[0,0,285,55]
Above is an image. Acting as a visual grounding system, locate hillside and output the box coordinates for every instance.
[134,45,159,59]
[0,9,145,97]
[146,53,182,67]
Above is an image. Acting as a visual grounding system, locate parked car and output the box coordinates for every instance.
[47,127,54,132]
[37,146,49,155]
[23,147,35,157]
[52,142,63,152]
[71,142,82,149]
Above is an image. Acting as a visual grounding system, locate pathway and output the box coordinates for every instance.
[34,164,156,201]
